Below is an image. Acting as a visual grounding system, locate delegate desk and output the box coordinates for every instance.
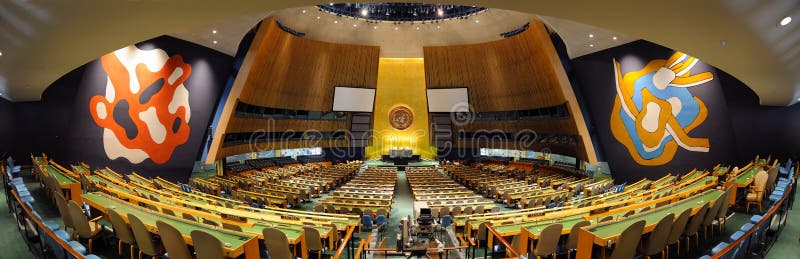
[41,164,81,201]
[82,192,261,258]
[725,166,760,206]
[572,189,723,259]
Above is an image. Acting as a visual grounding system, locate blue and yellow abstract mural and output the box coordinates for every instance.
[610,52,714,166]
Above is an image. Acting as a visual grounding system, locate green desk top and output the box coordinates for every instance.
[73,165,89,174]
[88,175,135,194]
[34,157,47,164]
[732,167,759,185]
[98,169,125,182]
[715,167,729,174]
[83,192,254,246]
[43,165,75,184]
[586,189,722,239]
[677,176,714,193]
[491,214,588,236]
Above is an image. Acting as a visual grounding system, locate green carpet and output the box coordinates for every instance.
[765,186,799,259]
[0,174,37,258]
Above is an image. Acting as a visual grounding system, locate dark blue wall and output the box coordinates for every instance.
[9,35,233,182]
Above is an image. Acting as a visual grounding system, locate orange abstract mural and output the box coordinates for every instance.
[610,52,714,166]
[89,46,192,164]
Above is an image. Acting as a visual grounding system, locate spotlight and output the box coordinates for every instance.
[334,20,338,24]
[212,29,217,34]
[302,10,306,14]
[437,9,443,16]
[612,36,617,40]
[589,44,594,47]
[361,9,368,17]
[317,16,320,19]
[780,16,792,26]
[353,23,357,27]
[213,40,218,44]
[589,34,594,38]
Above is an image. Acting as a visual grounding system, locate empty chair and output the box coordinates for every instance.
[361,215,373,232]
[475,205,485,214]
[599,216,614,223]
[264,227,293,259]
[182,213,197,222]
[328,224,341,249]
[702,198,724,240]
[54,193,75,236]
[313,205,324,212]
[639,213,674,259]
[622,210,635,218]
[364,209,374,220]
[107,208,137,258]
[746,170,769,213]
[351,207,363,216]
[473,222,492,258]
[191,230,225,259]
[608,220,646,259]
[716,187,733,232]
[666,208,692,257]
[303,227,326,259]
[339,207,350,215]
[129,214,163,259]
[440,207,451,217]
[533,223,563,259]
[451,206,462,216]
[161,208,176,216]
[683,202,710,253]
[68,200,102,253]
[156,221,193,259]
[463,206,474,215]
[376,208,388,218]
[325,204,336,213]
[563,220,591,259]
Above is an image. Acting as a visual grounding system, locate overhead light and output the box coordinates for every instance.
[334,20,338,24]
[589,44,594,47]
[612,36,617,40]
[213,40,218,44]
[589,34,594,38]
[373,26,377,29]
[316,16,320,19]
[302,10,306,14]
[437,9,444,16]
[0,51,3,56]
[353,23,357,27]
[394,27,398,30]
[329,2,333,6]
[212,29,217,34]
[475,20,479,23]
[361,9,368,17]
[437,25,440,29]
[780,16,792,26]
[416,27,420,30]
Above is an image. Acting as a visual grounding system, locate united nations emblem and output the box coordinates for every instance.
[389,105,413,130]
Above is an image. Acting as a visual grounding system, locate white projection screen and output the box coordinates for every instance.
[427,88,470,112]
[332,87,376,112]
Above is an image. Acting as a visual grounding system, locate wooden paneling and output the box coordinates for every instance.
[454,118,578,135]
[219,140,348,159]
[423,20,566,112]
[226,117,349,134]
[239,18,380,111]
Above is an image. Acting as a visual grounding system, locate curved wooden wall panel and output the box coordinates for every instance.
[423,20,567,112]
[238,19,379,111]
[226,117,349,134]
[219,140,349,159]
[454,119,577,135]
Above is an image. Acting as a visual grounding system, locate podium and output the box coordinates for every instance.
[382,148,420,166]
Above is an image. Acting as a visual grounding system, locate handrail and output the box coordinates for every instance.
[353,238,366,259]
[9,189,87,259]
[486,223,520,258]
[711,168,795,258]
[332,225,356,259]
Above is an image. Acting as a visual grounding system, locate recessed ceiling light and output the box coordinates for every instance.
[475,20,479,23]
[334,20,338,24]
[436,25,440,29]
[353,23,357,27]
[589,44,594,47]
[212,29,217,34]
[329,3,333,6]
[589,34,594,38]
[437,9,444,16]
[0,51,3,56]
[302,10,306,14]
[316,16,320,19]
[416,27,420,30]
[213,40,218,44]
[361,9,368,17]
[373,26,377,29]
[612,36,617,40]
[394,27,398,30]
[780,16,792,26]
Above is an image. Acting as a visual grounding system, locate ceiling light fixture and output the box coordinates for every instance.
[612,36,617,40]
[589,34,594,38]
[302,10,306,14]
[437,25,440,29]
[0,51,3,56]
[395,27,398,30]
[475,20,479,23]
[361,9,368,17]
[334,20,338,24]
[589,44,594,47]
[437,9,444,16]
[353,23,357,27]
[374,26,377,29]
[780,16,792,26]
[416,27,420,30]
[316,16,320,19]
[212,29,217,34]
[213,40,218,44]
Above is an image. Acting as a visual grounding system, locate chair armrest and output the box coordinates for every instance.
[89,216,103,222]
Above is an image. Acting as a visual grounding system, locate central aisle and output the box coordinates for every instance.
[384,170,414,248]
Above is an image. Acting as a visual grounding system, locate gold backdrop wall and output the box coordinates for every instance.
[366,58,436,159]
